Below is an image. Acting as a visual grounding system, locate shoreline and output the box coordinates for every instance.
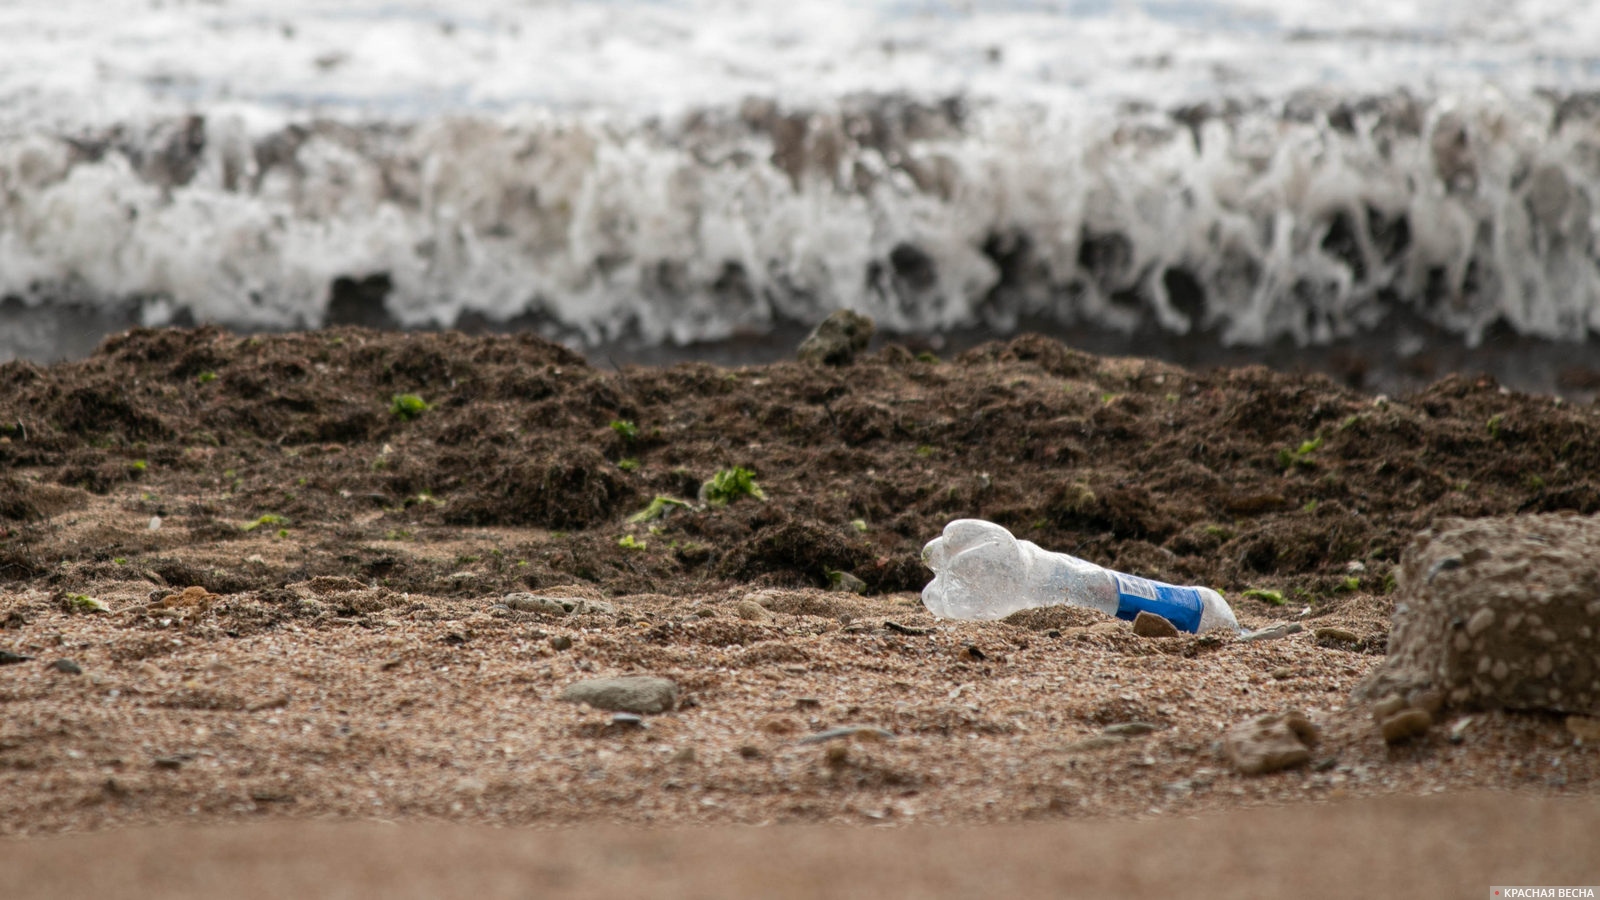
[1,326,1596,876]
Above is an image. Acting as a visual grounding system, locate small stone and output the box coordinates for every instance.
[1314,627,1360,643]
[796,309,876,366]
[1380,708,1433,744]
[737,744,763,759]
[153,756,185,770]
[1132,611,1179,638]
[49,658,82,675]
[1088,621,1126,635]
[1448,716,1475,744]
[1224,710,1319,775]
[1270,667,1294,680]
[734,600,773,622]
[670,746,697,764]
[559,676,679,715]
[549,635,573,651]
[610,712,645,728]
[1566,715,1600,742]
[1465,607,1495,637]
[1372,693,1408,720]
[503,593,569,616]
[794,697,822,709]
[1241,623,1304,642]
[0,650,32,665]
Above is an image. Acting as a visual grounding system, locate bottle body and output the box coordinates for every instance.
[921,519,1240,634]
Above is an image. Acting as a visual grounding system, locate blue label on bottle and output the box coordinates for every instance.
[1111,572,1203,633]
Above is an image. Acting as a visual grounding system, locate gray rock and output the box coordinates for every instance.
[1240,623,1304,642]
[559,676,678,715]
[1224,710,1319,776]
[1355,515,1600,716]
[797,310,875,366]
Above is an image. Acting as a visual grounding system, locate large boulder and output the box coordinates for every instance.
[1356,515,1600,714]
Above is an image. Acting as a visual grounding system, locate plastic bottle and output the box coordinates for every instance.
[921,519,1240,634]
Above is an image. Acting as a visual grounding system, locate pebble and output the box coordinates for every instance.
[503,593,570,615]
[610,713,645,728]
[559,676,679,715]
[1240,623,1304,642]
[1372,694,1409,720]
[1224,710,1319,775]
[49,658,83,675]
[0,650,33,665]
[1380,708,1433,744]
[1448,716,1475,744]
[548,635,573,651]
[1314,627,1361,643]
[1132,611,1179,638]
[1270,667,1294,680]
[733,600,773,622]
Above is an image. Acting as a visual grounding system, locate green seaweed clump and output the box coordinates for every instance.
[390,394,431,421]
[700,467,766,507]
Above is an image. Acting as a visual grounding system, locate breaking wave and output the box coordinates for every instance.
[5,87,1599,354]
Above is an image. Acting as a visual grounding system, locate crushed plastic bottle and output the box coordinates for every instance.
[921,519,1240,634]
